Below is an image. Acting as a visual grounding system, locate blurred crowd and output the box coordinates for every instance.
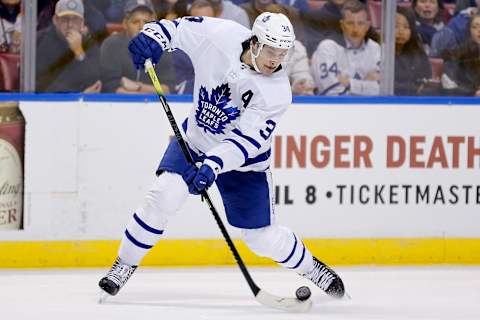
[1,0,480,96]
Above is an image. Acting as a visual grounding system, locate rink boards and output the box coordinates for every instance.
[1,97,479,267]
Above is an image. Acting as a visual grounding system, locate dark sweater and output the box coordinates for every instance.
[395,49,432,96]
[36,26,101,93]
[442,43,480,96]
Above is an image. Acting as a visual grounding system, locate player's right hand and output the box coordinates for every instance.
[181,157,221,195]
[128,33,163,69]
[182,164,200,195]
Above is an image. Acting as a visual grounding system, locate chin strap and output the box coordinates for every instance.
[250,43,264,73]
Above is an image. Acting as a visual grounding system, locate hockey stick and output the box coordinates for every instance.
[144,59,312,312]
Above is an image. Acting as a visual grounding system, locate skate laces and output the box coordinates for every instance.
[106,258,136,287]
[305,259,336,291]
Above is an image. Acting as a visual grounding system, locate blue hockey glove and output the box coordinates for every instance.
[181,163,199,195]
[128,33,164,69]
[192,164,216,194]
[181,157,223,195]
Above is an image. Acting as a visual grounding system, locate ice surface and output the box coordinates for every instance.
[1,266,479,320]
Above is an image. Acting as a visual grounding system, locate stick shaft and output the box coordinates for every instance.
[145,59,260,296]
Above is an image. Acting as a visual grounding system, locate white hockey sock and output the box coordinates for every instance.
[241,225,314,275]
[118,172,189,266]
[118,209,164,266]
[274,232,314,275]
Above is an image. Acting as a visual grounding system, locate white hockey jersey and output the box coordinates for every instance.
[142,17,292,173]
[311,36,381,96]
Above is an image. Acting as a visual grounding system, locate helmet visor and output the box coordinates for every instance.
[259,43,289,63]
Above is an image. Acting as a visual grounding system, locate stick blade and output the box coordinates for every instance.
[255,289,313,313]
[98,290,109,304]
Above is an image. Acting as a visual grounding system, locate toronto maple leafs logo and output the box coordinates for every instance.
[195,83,240,135]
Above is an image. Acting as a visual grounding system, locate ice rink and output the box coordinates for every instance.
[1,266,479,320]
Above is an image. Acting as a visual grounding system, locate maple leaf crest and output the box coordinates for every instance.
[195,83,240,135]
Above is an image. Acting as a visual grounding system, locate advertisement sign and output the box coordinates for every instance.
[0,102,24,230]
[270,104,480,238]
[14,101,480,240]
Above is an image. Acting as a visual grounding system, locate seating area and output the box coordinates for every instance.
[0,1,474,96]
[367,0,456,30]
[0,53,20,92]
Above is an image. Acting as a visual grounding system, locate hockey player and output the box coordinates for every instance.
[311,0,380,96]
[98,12,345,299]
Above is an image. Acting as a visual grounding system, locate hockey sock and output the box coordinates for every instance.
[118,172,189,266]
[241,225,314,275]
[118,209,164,266]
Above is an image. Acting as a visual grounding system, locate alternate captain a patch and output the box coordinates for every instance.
[196,83,240,135]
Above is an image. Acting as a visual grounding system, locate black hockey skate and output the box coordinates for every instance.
[98,257,137,297]
[303,257,345,298]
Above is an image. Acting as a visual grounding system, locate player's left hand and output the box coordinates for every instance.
[128,32,163,69]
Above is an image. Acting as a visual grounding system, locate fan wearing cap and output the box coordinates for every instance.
[99,13,346,300]
[99,0,175,93]
[36,0,102,93]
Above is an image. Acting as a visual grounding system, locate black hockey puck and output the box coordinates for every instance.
[295,286,311,301]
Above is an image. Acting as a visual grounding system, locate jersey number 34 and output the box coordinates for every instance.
[319,62,338,79]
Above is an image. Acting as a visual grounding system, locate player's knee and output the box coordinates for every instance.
[241,225,295,260]
[241,225,282,257]
[143,171,189,216]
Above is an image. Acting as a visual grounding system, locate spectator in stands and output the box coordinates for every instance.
[36,0,102,93]
[0,0,21,53]
[431,0,480,57]
[265,3,314,95]
[171,0,211,94]
[210,0,250,27]
[153,0,183,19]
[298,0,373,58]
[311,0,380,95]
[453,0,476,15]
[100,0,176,93]
[37,0,108,45]
[90,0,127,23]
[441,12,480,95]
[412,0,445,55]
[189,0,215,16]
[395,6,432,95]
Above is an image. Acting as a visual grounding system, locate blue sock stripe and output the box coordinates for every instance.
[289,243,306,270]
[275,233,298,264]
[125,229,153,249]
[133,213,164,235]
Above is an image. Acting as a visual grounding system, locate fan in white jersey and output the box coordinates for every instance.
[311,0,381,96]
[98,12,345,299]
